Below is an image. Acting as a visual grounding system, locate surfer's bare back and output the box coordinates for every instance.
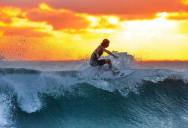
[90,39,118,69]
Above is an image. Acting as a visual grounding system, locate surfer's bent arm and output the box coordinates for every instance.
[104,49,118,58]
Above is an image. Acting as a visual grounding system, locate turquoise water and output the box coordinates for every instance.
[0,67,188,128]
[14,81,188,128]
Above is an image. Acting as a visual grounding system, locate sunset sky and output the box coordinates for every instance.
[0,0,188,61]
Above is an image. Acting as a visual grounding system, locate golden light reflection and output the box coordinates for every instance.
[108,12,188,61]
[182,0,188,5]
[107,16,120,25]
[166,12,188,19]
[0,21,6,27]
[86,16,100,27]
[0,31,3,37]
[39,3,53,11]
[1,7,26,17]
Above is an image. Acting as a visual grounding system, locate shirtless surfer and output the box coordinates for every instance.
[90,39,118,69]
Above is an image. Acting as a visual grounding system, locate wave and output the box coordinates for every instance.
[2,78,188,128]
[0,67,188,127]
[0,67,187,110]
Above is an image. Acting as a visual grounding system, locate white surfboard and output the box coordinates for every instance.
[107,67,135,78]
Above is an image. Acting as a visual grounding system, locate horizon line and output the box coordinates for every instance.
[2,59,188,62]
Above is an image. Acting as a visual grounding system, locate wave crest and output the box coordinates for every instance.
[0,67,188,114]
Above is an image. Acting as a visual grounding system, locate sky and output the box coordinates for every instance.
[0,0,188,61]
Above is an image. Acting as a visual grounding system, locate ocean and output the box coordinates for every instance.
[0,57,188,128]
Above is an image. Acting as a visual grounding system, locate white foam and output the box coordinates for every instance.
[0,68,187,114]
[79,65,188,96]
[0,93,15,128]
[0,52,188,113]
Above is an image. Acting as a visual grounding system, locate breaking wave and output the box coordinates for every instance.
[0,66,188,128]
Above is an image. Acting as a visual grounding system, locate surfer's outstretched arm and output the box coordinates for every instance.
[104,49,118,58]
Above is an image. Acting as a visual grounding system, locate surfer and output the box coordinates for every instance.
[90,39,118,69]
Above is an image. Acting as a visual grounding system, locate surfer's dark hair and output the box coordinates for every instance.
[101,39,110,47]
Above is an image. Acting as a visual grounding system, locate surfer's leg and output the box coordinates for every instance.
[98,59,106,66]
[98,59,112,69]
[90,53,99,67]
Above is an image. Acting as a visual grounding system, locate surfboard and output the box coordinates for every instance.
[80,65,135,79]
[111,68,135,78]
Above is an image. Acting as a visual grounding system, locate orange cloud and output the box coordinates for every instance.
[26,3,89,30]
[0,27,50,37]
[0,6,52,36]
[0,3,127,36]
[0,6,24,24]
[1,0,187,15]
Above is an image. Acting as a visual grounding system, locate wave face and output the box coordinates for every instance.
[0,67,188,128]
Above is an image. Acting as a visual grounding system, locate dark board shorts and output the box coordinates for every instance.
[90,53,110,66]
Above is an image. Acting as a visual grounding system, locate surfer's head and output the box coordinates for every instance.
[101,39,110,48]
